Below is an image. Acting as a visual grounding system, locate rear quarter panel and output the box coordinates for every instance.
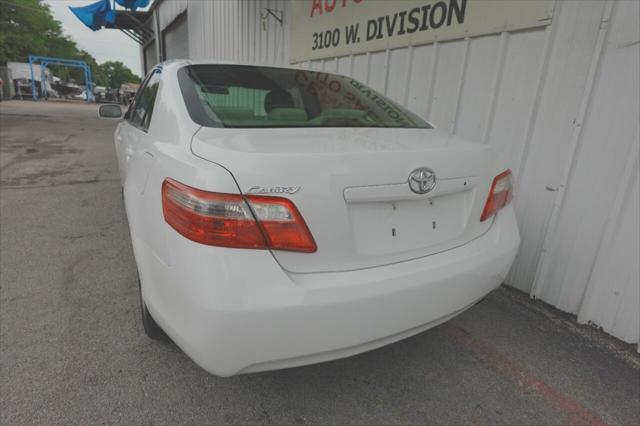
[122,64,242,272]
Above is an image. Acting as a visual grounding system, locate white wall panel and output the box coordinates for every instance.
[143,40,157,72]
[509,0,607,293]
[157,0,187,31]
[404,44,437,119]
[152,0,640,345]
[163,13,189,60]
[185,0,289,64]
[336,55,351,75]
[309,59,322,70]
[533,0,639,344]
[455,34,501,142]
[385,48,409,103]
[323,57,338,74]
[579,164,639,344]
[351,53,369,84]
[428,39,467,133]
[366,50,388,96]
[488,29,546,177]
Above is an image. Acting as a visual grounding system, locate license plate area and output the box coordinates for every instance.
[348,193,467,256]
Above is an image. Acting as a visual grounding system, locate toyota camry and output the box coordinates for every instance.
[100,61,520,376]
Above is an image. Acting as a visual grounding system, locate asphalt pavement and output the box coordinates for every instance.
[1,100,639,425]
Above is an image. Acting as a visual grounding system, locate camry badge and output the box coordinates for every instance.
[247,186,301,195]
[408,168,436,194]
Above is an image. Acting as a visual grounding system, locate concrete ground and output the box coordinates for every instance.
[1,100,639,425]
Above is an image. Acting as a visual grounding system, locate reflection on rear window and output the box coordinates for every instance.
[178,65,432,129]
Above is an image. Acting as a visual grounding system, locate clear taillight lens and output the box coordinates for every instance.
[247,195,317,253]
[480,170,514,222]
[162,178,316,252]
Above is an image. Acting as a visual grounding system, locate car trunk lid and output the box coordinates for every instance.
[192,127,496,273]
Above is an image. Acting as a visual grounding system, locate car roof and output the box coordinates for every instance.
[155,59,320,75]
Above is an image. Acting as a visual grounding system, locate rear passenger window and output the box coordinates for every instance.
[130,70,161,131]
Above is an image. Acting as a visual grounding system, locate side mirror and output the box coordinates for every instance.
[98,104,122,119]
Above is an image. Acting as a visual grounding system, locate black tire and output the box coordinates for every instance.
[138,279,166,340]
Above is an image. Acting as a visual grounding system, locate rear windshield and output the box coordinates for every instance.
[178,65,432,129]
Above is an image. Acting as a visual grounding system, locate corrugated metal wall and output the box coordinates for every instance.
[157,0,188,30]
[532,0,639,344]
[156,0,639,347]
[187,0,291,65]
[163,13,189,60]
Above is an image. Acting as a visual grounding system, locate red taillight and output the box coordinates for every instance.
[246,195,317,252]
[480,169,514,222]
[162,178,316,252]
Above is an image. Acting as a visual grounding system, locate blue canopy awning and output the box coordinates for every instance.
[69,0,116,31]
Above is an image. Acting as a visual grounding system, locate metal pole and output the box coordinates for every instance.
[87,64,94,103]
[84,65,92,103]
[153,8,163,63]
[26,56,95,102]
[28,56,37,101]
[41,63,48,99]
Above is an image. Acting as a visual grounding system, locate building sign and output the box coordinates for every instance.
[290,0,555,63]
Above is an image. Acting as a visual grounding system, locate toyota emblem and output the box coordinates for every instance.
[408,168,436,194]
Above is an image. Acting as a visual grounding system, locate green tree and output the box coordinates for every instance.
[76,50,108,86]
[97,61,140,88]
[0,0,138,88]
[0,0,76,62]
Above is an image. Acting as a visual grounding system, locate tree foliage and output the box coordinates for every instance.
[0,0,140,87]
[97,61,140,88]
[0,0,74,61]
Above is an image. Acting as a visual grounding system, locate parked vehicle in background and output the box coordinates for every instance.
[72,90,87,101]
[100,61,520,376]
[49,78,81,99]
[93,86,106,102]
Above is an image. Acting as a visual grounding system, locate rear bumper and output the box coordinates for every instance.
[134,206,520,377]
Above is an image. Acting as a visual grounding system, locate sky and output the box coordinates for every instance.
[43,0,143,76]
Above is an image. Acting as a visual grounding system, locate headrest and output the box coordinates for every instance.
[264,90,294,113]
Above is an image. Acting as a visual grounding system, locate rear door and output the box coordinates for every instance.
[117,69,161,194]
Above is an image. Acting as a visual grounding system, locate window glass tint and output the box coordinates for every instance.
[130,70,161,130]
[179,65,432,129]
[196,86,269,120]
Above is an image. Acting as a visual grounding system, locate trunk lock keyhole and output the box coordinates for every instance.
[392,228,397,237]
[432,221,436,229]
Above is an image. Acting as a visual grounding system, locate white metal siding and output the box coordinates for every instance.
[143,41,157,74]
[164,14,189,60]
[532,0,639,344]
[154,0,640,346]
[157,0,188,31]
[187,0,290,64]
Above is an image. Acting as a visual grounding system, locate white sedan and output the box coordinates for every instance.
[100,61,520,377]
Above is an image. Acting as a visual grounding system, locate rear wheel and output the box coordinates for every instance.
[138,279,166,340]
